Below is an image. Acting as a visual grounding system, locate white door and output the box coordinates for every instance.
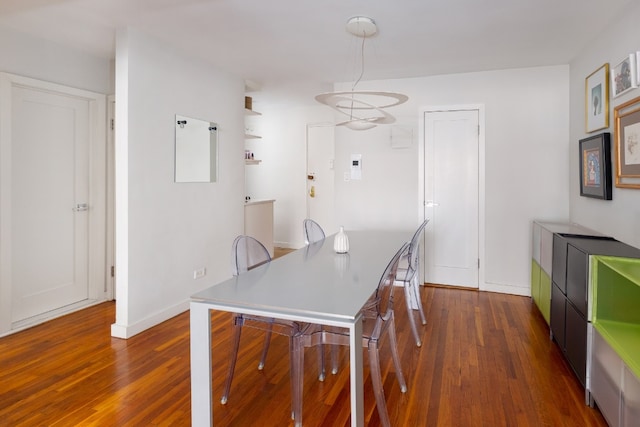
[423,109,479,288]
[0,73,106,332]
[306,124,336,235]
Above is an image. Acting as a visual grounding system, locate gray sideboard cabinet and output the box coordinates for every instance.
[550,234,640,400]
[530,221,605,326]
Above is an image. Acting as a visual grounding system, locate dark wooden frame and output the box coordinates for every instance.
[579,132,612,200]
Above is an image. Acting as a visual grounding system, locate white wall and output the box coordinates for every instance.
[0,26,112,94]
[259,66,570,295]
[569,3,640,249]
[111,28,245,338]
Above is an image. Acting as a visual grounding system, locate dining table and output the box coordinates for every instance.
[189,229,412,426]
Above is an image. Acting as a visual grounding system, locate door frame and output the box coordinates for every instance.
[106,95,115,300]
[418,104,486,290]
[0,72,107,334]
[305,122,336,237]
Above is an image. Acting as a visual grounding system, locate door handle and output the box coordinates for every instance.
[73,203,89,212]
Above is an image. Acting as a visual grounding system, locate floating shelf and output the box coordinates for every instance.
[245,108,262,116]
[245,159,262,165]
[245,133,262,140]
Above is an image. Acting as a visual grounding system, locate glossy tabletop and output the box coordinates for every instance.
[190,229,411,426]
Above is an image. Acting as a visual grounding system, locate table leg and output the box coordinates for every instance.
[349,315,364,427]
[190,301,213,426]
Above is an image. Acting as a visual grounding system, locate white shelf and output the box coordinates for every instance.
[245,108,262,116]
[245,133,261,140]
[245,159,262,165]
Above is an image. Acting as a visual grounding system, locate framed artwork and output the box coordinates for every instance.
[585,63,609,132]
[611,54,637,98]
[614,96,640,188]
[579,133,612,199]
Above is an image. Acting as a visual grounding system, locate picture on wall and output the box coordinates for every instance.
[579,133,612,200]
[614,96,640,188]
[611,54,637,98]
[585,63,609,132]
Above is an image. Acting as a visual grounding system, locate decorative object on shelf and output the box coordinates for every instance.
[333,226,350,254]
[245,96,252,110]
[585,63,609,133]
[613,95,640,188]
[315,16,408,131]
[579,132,612,200]
[611,54,637,98]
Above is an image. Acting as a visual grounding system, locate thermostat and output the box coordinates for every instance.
[350,154,362,180]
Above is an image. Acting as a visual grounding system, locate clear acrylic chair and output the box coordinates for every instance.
[396,219,429,347]
[291,242,410,427]
[302,218,337,380]
[222,236,304,409]
[303,218,325,245]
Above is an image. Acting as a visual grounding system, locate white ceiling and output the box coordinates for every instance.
[0,0,633,88]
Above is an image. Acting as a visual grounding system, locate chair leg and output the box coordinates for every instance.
[368,341,392,427]
[412,274,427,325]
[404,283,422,347]
[221,316,243,404]
[291,336,304,426]
[258,321,273,370]
[317,343,326,381]
[330,344,339,375]
[387,315,408,393]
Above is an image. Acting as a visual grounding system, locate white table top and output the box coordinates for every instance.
[191,230,411,323]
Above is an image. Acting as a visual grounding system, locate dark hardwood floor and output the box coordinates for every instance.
[0,282,607,426]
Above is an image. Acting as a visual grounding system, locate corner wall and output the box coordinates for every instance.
[111,28,245,338]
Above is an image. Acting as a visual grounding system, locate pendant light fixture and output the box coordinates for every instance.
[315,16,408,131]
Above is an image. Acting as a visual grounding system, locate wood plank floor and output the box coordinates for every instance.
[0,285,607,426]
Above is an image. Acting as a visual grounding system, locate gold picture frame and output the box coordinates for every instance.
[614,95,640,188]
[585,63,609,133]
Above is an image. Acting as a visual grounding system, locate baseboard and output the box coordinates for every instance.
[481,281,530,297]
[110,300,190,339]
[2,299,105,338]
[423,282,530,297]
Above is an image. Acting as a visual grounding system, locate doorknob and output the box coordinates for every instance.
[73,203,89,212]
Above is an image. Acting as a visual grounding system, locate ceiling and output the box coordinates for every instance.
[0,0,634,88]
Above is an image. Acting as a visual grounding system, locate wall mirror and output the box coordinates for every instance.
[175,114,218,183]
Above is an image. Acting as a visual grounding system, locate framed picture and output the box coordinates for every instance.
[579,133,612,200]
[611,54,637,98]
[614,95,640,188]
[585,64,609,132]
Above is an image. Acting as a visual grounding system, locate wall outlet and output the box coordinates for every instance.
[193,268,206,279]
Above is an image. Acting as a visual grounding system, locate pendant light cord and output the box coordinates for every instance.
[351,31,366,91]
[349,30,367,120]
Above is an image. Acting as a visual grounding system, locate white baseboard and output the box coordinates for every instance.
[481,281,530,297]
[1,298,106,338]
[110,299,190,339]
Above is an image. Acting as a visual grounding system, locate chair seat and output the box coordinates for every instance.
[236,314,307,337]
